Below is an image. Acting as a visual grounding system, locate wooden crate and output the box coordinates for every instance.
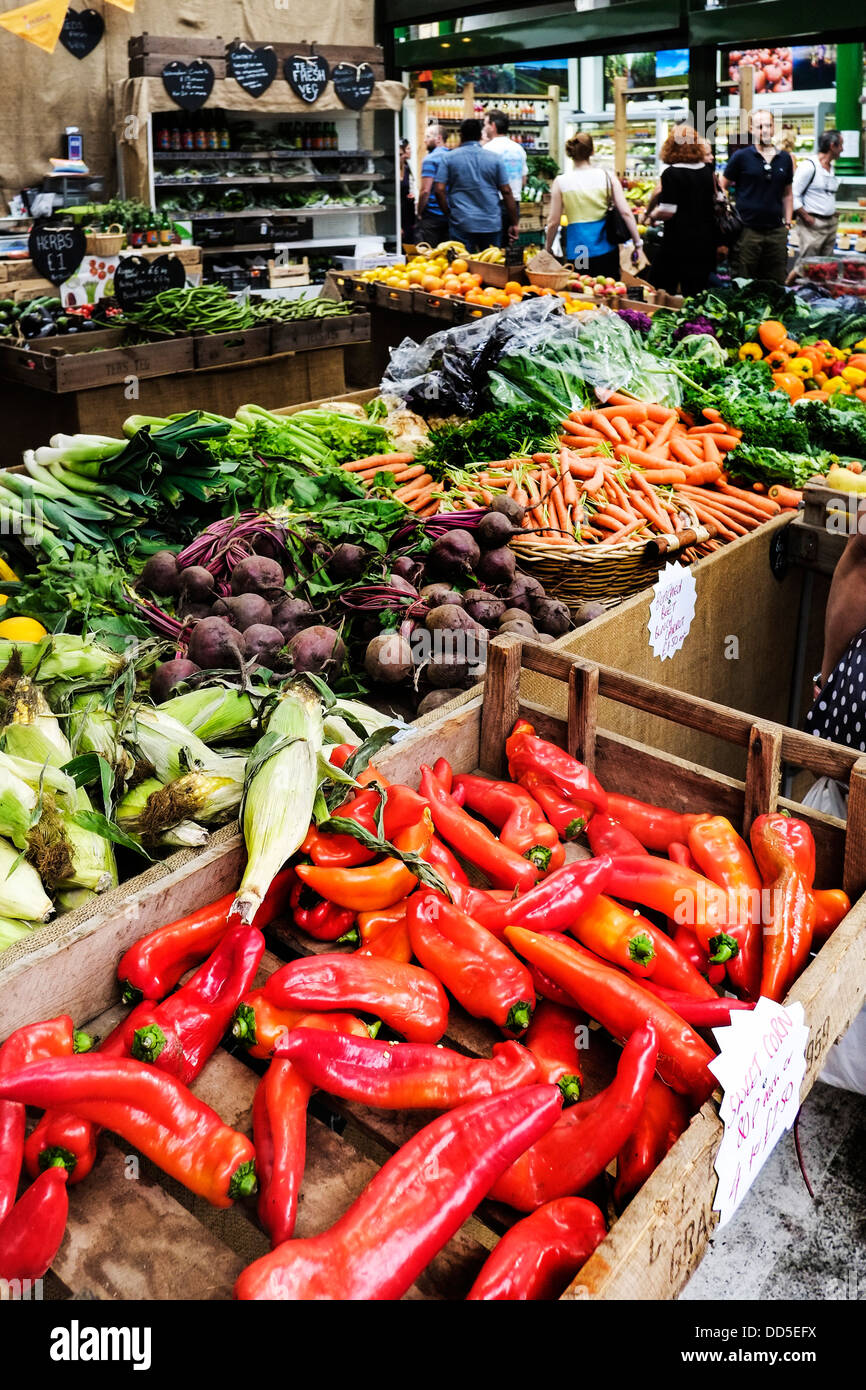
[267,257,310,289]
[465,258,525,289]
[3,640,863,1300]
[192,325,272,369]
[373,282,415,313]
[411,288,460,321]
[269,312,371,355]
[329,272,375,306]
[128,34,227,58]
[0,328,194,393]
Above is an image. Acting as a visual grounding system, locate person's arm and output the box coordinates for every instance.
[501,185,519,241]
[611,174,642,251]
[820,516,866,686]
[719,150,739,196]
[417,176,434,217]
[792,160,814,225]
[545,179,563,253]
[782,182,794,228]
[433,181,448,219]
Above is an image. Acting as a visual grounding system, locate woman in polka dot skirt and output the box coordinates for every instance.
[806,520,866,751]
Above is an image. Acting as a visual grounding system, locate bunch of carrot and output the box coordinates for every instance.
[340,453,442,517]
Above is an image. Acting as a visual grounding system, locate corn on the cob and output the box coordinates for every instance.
[0,764,38,850]
[158,688,258,744]
[0,916,36,952]
[125,706,245,784]
[0,838,53,921]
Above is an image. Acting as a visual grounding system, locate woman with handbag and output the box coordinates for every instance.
[645,126,718,296]
[545,132,642,277]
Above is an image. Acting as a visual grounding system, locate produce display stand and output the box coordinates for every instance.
[1,639,863,1300]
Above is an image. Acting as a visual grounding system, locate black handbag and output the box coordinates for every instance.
[713,176,743,244]
[604,173,631,245]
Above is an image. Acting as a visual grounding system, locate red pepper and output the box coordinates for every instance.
[506,721,609,820]
[296,813,435,911]
[586,814,647,858]
[254,1013,369,1247]
[638,980,756,1027]
[505,928,716,1106]
[569,894,717,998]
[750,815,815,1003]
[277,1027,543,1109]
[669,841,701,873]
[605,855,741,963]
[24,1001,153,1183]
[126,923,264,1084]
[408,891,536,1035]
[439,857,612,941]
[672,922,726,987]
[328,744,384,786]
[526,963,581,1008]
[0,1058,257,1208]
[813,888,851,943]
[613,1077,691,1208]
[688,817,763,1000]
[467,1197,607,1300]
[518,772,589,841]
[117,866,294,1004]
[357,900,413,963]
[432,758,454,791]
[452,775,565,873]
[234,1083,563,1300]
[231,989,309,1060]
[420,766,541,892]
[263,952,449,1043]
[488,1023,659,1211]
[0,1167,69,1281]
[605,793,711,852]
[289,881,356,941]
[302,785,430,868]
[424,833,469,885]
[763,816,817,983]
[524,999,584,1103]
[1,1017,90,1221]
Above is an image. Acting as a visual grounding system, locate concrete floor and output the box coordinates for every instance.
[681,1079,866,1302]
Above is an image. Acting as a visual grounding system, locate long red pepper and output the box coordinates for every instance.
[231,989,309,1060]
[425,832,469,885]
[302,785,429,869]
[357,900,413,963]
[750,815,816,1003]
[613,1077,691,1208]
[688,817,763,999]
[118,866,294,1004]
[234,1084,564,1300]
[0,1058,257,1207]
[568,894,717,998]
[506,721,609,818]
[466,1197,607,1300]
[452,775,564,873]
[639,980,756,1028]
[605,794,711,852]
[488,1023,659,1211]
[254,1014,369,1248]
[408,891,536,1035]
[289,881,356,942]
[524,999,585,1103]
[420,765,541,892]
[518,772,589,840]
[605,855,741,962]
[24,1001,153,1182]
[669,841,701,873]
[672,921,726,988]
[0,1017,91,1219]
[505,928,716,1106]
[127,923,264,1084]
[0,1167,69,1281]
[277,1028,543,1109]
[263,953,449,1043]
[771,818,817,982]
[295,813,434,911]
[439,857,612,940]
[586,814,647,858]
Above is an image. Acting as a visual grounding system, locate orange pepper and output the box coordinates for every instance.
[772,372,805,401]
[358,900,413,963]
[295,812,435,911]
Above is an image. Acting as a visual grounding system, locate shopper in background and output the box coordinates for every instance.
[720,108,793,284]
[482,109,527,201]
[545,132,642,276]
[416,124,449,248]
[433,118,519,254]
[645,125,718,296]
[399,138,417,244]
[792,130,844,264]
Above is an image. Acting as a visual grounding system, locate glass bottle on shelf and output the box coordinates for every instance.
[156,121,170,152]
[207,118,220,151]
[159,211,172,246]
[169,117,182,152]
[220,119,231,152]
[145,213,159,248]
[181,117,194,153]
[129,213,144,249]
[194,117,208,152]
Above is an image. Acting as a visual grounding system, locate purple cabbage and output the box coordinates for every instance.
[673,316,718,342]
[617,308,653,335]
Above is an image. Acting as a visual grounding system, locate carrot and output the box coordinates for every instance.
[752,483,767,494]
[598,519,646,545]
[342,453,416,472]
[701,433,741,451]
[417,502,440,518]
[613,444,674,470]
[561,419,599,439]
[394,472,433,497]
[670,437,706,469]
[391,464,428,483]
[702,407,724,424]
[407,485,437,511]
[581,463,607,495]
[533,453,554,465]
[645,403,679,424]
[639,468,690,485]
[714,482,781,516]
[610,415,636,442]
[635,422,657,445]
[631,492,673,534]
[701,436,723,467]
[584,412,620,443]
[683,463,723,486]
[652,414,679,450]
[767,485,803,509]
[595,404,649,424]
[559,453,579,507]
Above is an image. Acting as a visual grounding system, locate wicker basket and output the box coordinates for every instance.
[526,268,573,291]
[86,226,125,256]
[510,501,709,608]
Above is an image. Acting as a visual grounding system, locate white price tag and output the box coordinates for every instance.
[647,561,696,661]
[709,998,808,1229]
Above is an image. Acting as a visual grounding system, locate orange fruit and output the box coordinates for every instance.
[421,275,442,292]
[407,269,425,285]
[451,258,468,275]
[442,277,461,293]
[465,289,485,305]
[504,281,523,297]
[468,273,483,287]
[508,294,523,305]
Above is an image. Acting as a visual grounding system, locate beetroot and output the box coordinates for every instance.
[427,530,480,581]
[288,626,346,675]
[427,654,471,688]
[329,544,367,583]
[272,598,315,641]
[149,659,200,703]
[477,546,516,587]
[463,593,505,627]
[492,495,526,528]
[230,556,285,597]
[573,601,606,627]
[391,556,422,585]
[532,597,571,637]
[187,618,247,670]
[179,566,216,603]
[425,604,477,633]
[416,688,464,716]
[421,584,463,608]
[389,575,419,597]
[365,633,413,684]
[212,593,273,632]
[243,624,285,666]
[139,551,180,598]
[476,511,514,550]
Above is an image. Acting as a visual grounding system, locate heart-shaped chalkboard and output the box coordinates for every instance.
[228,43,277,99]
[162,60,216,113]
[284,53,330,106]
[332,62,375,111]
[28,224,87,286]
[59,7,104,60]
[114,255,187,311]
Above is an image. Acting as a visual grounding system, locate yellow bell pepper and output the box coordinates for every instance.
[826,378,852,394]
[787,357,814,378]
[814,371,829,387]
[738,343,763,361]
[854,338,866,351]
[841,366,866,387]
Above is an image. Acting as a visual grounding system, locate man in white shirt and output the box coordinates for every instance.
[482,110,527,201]
[792,130,844,264]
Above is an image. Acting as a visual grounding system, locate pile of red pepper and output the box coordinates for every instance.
[0,724,850,1300]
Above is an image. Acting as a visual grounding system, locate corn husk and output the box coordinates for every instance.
[0,764,39,850]
[0,838,53,922]
[58,789,117,894]
[232,681,323,924]
[68,694,135,783]
[0,634,127,684]
[0,915,37,952]
[126,706,245,784]
[0,675,72,768]
[158,688,258,744]
[55,888,98,914]
[116,778,209,849]
[0,749,74,797]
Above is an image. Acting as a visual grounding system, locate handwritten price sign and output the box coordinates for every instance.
[709,998,808,1228]
[647,562,696,662]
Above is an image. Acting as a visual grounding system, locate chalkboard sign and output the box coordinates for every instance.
[228,43,277,99]
[332,62,376,111]
[114,255,187,311]
[28,225,86,286]
[59,8,104,60]
[162,60,216,112]
[284,54,329,106]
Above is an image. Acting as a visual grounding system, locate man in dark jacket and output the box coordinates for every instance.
[721,108,793,284]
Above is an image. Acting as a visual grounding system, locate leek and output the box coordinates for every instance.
[0,838,53,922]
[232,681,323,924]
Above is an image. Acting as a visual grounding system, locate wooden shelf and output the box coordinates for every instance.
[188,206,386,221]
[152,149,386,162]
[155,173,385,188]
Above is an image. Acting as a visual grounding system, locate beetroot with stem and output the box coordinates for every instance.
[243,624,285,667]
[420,584,463,608]
[179,567,216,604]
[212,593,273,633]
[463,594,505,627]
[491,495,526,528]
[391,556,422,586]
[139,551,180,599]
[288,626,346,675]
[476,546,516,587]
[476,511,514,551]
[187,618,247,671]
[328,544,367,583]
[272,597,315,641]
[365,632,413,685]
[427,530,481,582]
[149,659,200,703]
[230,555,285,597]
[531,597,571,637]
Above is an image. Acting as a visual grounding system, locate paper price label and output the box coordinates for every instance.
[647,561,696,662]
[709,998,808,1228]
